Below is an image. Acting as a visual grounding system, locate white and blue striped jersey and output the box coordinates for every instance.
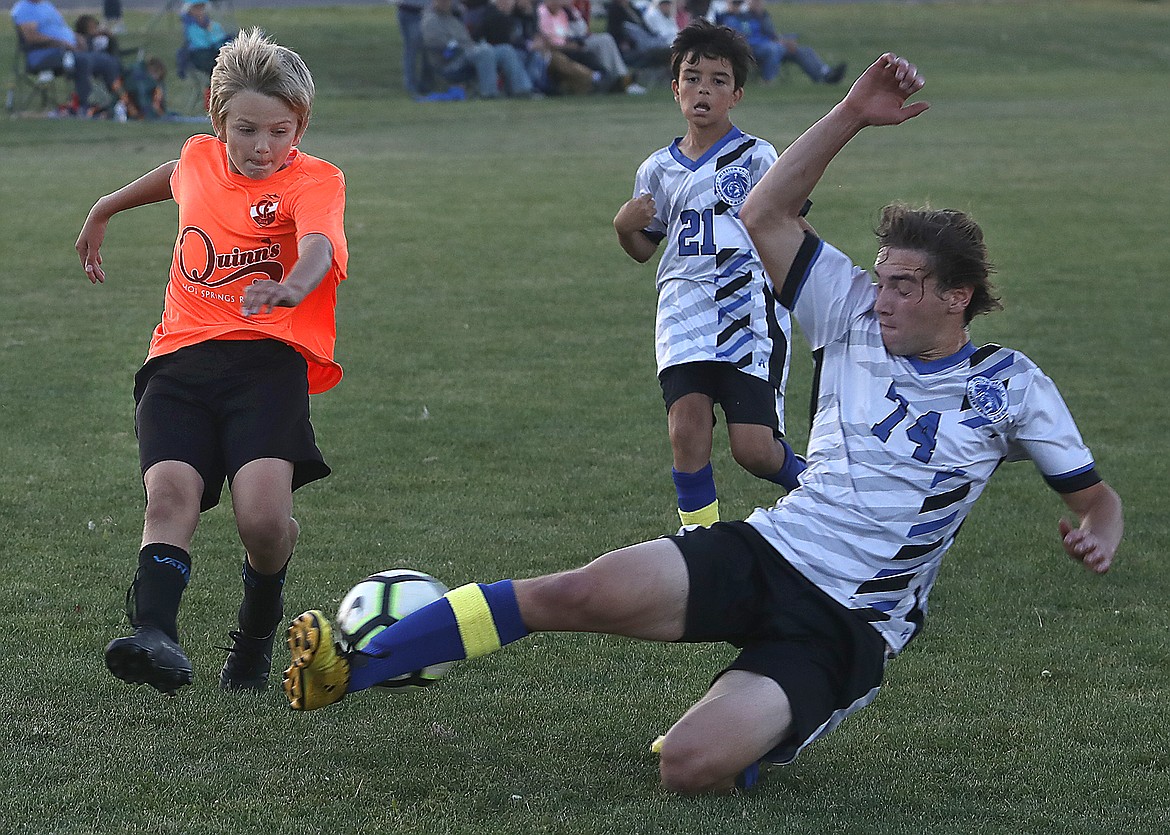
[747,234,1101,654]
[633,126,792,394]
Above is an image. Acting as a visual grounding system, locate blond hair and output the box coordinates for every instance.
[208,28,315,137]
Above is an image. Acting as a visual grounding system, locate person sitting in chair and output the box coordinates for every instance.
[180,0,233,74]
[11,0,123,115]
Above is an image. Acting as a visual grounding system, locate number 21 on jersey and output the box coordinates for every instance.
[678,208,715,256]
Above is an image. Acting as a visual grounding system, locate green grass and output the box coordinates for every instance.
[2,1,1169,832]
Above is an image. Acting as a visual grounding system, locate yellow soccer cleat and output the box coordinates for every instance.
[282,610,351,710]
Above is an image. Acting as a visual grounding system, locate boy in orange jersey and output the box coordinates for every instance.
[76,28,347,695]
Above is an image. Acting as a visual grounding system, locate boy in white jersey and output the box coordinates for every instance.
[282,54,1122,796]
[614,20,804,529]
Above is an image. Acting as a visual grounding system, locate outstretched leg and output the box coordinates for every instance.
[283,538,690,709]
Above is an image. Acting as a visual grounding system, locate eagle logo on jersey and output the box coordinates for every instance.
[966,376,1009,423]
[713,166,752,207]
[250,195,280,228]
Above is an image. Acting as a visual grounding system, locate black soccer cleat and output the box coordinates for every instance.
[218,629,275,691]
[105,626,193,695]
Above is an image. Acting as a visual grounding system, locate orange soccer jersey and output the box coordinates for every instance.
[152,133,348,393]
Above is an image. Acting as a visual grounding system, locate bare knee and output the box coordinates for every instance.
[730,446,775,477]
[657,736,737,795]
[143,479,200,532]
[235,510,294,566]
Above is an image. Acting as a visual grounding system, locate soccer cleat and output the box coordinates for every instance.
[824,62,848,85]
[218,629,275,691]
[282,610,351,710]
[105,626,193,695]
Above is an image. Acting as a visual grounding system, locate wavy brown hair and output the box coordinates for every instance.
[877,204,1002,323]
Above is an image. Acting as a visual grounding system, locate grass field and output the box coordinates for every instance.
[2,1,1169,832]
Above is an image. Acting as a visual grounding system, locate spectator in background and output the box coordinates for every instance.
[717,0,844,84]
[123,55,169,119]
[181,0,233,74]
[74,13,120,58]
[539,0,645,94]
[679,0,708,27]
[641,0,679,45]
[11,0,124,115]
[393,0,430,95]
[460,0,491,37]
[103,0,123,33]
[421,0,535,98]
[477,0,592,95]
[605,0,670,72]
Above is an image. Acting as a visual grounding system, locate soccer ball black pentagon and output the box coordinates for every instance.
[335,569,453,691]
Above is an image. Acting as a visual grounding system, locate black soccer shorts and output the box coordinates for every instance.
[670,521,888,765]
[134,339,330,511]
[658,361,783,431]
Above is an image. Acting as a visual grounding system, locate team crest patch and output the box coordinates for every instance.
[966,376,1009,423]
[714,165,752,206]
[250,195,280,227]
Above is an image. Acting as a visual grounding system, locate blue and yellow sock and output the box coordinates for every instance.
[673,463,719,527]
[348,579,528,692]
[762,440,807,492]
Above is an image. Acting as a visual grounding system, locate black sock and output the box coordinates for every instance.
[237,557,287,638]
[130,544,191,642]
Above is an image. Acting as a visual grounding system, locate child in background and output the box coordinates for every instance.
[75,28,348,695]
[613,20,804,528]
[74,12,119,57]
[123,56,169,119]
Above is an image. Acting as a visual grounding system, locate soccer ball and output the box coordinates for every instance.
[335,569,454,691]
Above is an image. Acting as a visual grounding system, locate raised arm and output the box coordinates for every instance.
[76,161,178,284]
[1058,481,1123,574]
[740,53,929,294]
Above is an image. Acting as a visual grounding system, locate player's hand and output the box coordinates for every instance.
[76,219,108,284]
[844,53,930,128]
[242,279,303,317]
[614,193,656,235]
[1058,517,1113,574]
